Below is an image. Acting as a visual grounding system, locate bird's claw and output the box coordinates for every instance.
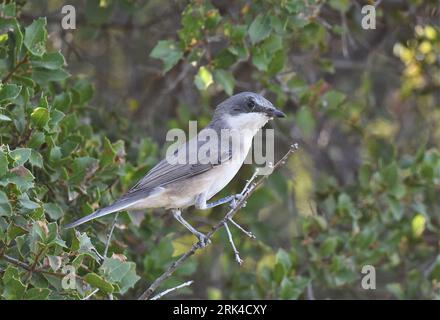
[196,233,211,248]
[230,194,246,208]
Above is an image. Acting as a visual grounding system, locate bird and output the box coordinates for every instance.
[64,92,286,247]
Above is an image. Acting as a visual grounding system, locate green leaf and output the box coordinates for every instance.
[320,236,339,256]
[31,107,50,128]
[84,273,114,293]
[194,66,213,91]
[73,231,101,262]
[74,80,94,104]
[69,156,98,184]
[0,3,16,16]
[150,40,183,73]
[0,150,8,176]
[0,114,12,122]
[24,288,50,300]
[276,248,292,271]
[19,198,40,210]
[0,18,23,57]
[30,51,65,70]
[6,166,35,192]
[9,148,31,167]
[2,266,27,299]
[328,0,351,13]
[100,258,140,294]
[32,68,70,84]
[268,49,286,75]
[261,34,283,53]
[213,69,235,95]
[44,203,64,220]
[99,137,116,167]
[248,14,271,44]
[29,150,44,168]
[386,283,404,299]
[252,47,271,71]
[322,90,346,109]
[280,277,309,300]
[0,84,21,103]
[381,162,398,188]
[28,131,46,149]
[296,106,315,137]
[412,214,426,238]
[24,18,47,57]
[0,191,12,217]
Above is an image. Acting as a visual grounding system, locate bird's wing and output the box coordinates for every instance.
[118,135,232,202]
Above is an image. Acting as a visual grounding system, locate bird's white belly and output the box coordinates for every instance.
[206,133,254,200]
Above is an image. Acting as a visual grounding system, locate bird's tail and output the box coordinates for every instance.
[64,200,134,229]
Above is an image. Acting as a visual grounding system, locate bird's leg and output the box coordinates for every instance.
[196,193,244,210]
[171,209,211,248]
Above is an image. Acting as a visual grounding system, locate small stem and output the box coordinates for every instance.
[224,222,243,265]
[150,280,194,300]
[83,289,99,300]
[104,213,119,258]
[0,254,67,278]
[229,218,256,239]
[1,54,29,83]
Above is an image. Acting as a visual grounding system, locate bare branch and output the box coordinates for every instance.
[150,280,194,300]
[229,218,256,239]
[83,289,100,300]
[137,143,300,300]
[224,222,243,265]
[104,213,119,258]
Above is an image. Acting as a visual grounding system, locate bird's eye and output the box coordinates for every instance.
[247,98,255,110]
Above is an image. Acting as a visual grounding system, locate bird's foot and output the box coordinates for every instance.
[195,233,211,248]
[230,194,246,209]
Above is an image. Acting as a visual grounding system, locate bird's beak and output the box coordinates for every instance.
[267,108,286,118]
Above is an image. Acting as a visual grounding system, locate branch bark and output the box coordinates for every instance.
[1,54,29,84]
[137,143,299,300]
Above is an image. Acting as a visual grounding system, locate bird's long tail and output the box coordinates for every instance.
[64,200,134,229]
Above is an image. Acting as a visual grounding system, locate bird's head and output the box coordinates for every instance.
[213,92,286,131]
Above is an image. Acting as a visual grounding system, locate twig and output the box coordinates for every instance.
[83,289,99,300]
[84,213,119,301]
[307,282,315,300]
[340,12,349,58]
[1,54,29,83]
[104,213,119,258]
[150,280,194,300]
[229,218,256,239]
[0,253,67,278]
[137,143,300,300]
[224,222,243,265]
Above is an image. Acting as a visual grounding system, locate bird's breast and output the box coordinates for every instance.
[205,132,255,200]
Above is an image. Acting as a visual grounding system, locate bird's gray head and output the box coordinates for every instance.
[212,92,285,131]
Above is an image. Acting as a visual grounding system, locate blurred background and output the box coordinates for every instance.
[0,0,439,299]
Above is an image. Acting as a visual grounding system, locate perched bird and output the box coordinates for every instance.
[65,92,285,247]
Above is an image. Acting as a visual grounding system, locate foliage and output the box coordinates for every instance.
[1,0,440,300]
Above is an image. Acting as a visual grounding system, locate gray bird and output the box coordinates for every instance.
[65,92,285,247]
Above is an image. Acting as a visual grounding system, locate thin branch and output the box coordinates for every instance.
[229,218,256,239]
[307,282,316,300]
[224,222,243,265]
[104,213,119,258]
[1,54,29,83]
[83,289,100,300]
[137,143,300,300]
[86,213,119,301]
[150,280,194,300]
[0,253,67,278]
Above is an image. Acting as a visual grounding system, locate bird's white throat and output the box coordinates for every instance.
[225,112,270,134]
